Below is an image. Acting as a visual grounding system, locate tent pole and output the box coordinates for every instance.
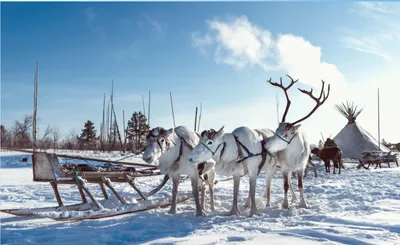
[378,88,381,150]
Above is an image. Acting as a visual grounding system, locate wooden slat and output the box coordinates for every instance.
[0,147,158,168]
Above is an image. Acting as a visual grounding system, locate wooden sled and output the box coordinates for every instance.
[0,151,190,221]
[357,151,399,170]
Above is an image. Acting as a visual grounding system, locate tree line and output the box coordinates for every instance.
[0,111,150,153]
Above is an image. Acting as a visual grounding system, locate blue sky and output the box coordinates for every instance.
[2,2,399,144]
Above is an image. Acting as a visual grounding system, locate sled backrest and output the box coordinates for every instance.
[32,152,67,182]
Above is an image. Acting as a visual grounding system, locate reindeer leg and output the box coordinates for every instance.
[206,170,216,212]
[313,163,318,177]
[209,183,215,211]
[333,160,336,174]
[229,175,241,216]
[249,174,259,217]
[281,172,290,209]
[289,171,297,203]
[304,165,308,178]
[168,176,180,214]
[191,176,206,217]
[297,169,308,208]
[200,181,206,211]
[264,166,277,207]
[244,193,251,210]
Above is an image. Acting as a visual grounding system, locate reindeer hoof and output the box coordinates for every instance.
[168,208,177,214]
[299,201,308,208]
[265,202,271,208]
[281,200,289,209]
[196,210,207,217]
[229,209,241,216]
[249,209,260,217]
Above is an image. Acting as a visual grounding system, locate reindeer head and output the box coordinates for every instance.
[264,75,330,153]
[142,127,175,164]
[189,126,225,164]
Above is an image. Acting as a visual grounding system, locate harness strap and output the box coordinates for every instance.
[257,139,267,175]
[234,136,262,163]
[219,142,226,162]
[173,138,184,164]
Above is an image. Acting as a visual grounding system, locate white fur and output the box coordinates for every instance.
[142,126,216,216]
[264,123,310,209]
[189,126,294,216]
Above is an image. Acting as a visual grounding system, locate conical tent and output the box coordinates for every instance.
[332,101,390,159]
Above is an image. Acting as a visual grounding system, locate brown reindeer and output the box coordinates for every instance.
[311,145,343,174]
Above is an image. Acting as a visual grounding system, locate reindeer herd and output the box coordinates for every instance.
[142,75,344,217]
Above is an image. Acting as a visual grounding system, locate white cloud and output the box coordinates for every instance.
[137,15,166,35]
[85,7,105,37]
[340,2,400,62]
[192,15,346,92]
[190,14,399,145]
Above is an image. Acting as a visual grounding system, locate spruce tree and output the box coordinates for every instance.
[77,120,97,149]
[126,111,150,153]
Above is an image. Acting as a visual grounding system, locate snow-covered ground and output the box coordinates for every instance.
[1,150,399,245]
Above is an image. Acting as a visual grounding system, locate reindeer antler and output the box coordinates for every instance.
[267,75,299,122]
[290,80,331,126]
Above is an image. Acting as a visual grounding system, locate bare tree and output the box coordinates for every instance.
[38,125,53,151]
[61,129,77,150]
[12,115,33,148]
[51,124,61,152]
[1,125,12,147]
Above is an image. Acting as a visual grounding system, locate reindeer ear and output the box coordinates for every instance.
[215,126,225,139]
[290,124,301,133]
[200,130,207,138]
[165,128,174,138]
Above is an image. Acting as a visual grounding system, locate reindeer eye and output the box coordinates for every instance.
[160,138,165,143]
[207,141,213,145]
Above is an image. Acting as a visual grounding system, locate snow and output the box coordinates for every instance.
[1,151,400,245]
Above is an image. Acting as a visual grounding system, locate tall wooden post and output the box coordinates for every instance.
[197,102,202,132]
[194,107,198,132]
[148,90,151,126]
[33,62,39,152]
[142,94,146,117]
[378,88,381,150]
[170,91,176,127]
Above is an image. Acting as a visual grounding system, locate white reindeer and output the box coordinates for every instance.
[188,126,296,216]
[142,126,216,217]
[264,75,330,209]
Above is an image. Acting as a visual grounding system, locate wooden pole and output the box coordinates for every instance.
[33,62,39,153]
[106,100,110,150]
[123,110,127,153]
[110,80,115,150]
[197,102,202,132]
[142,94,146,117]
[101,93,106,151]
[148,90,151,126]
[111,107,124,151]
[169,91,176,127]
[378,88,381,150]
[194,107,198,132]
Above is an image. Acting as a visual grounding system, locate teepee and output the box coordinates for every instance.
[332,101,390,159]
